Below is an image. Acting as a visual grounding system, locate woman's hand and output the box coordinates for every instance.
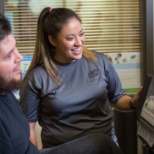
[131,86,143,108]
[115,87,143,110]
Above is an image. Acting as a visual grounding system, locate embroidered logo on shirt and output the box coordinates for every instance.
[88,69,100,78]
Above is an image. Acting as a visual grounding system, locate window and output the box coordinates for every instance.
[4,0,141,93]
[4,0,140,55]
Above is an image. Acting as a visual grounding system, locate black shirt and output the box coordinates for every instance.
[0,91,39,154]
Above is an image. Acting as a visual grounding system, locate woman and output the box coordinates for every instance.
[20,7,142,151]
[0,12,121,154]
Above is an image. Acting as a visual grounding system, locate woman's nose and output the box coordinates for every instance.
[75,37,82,46]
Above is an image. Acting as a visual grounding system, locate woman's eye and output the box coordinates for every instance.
[80,32,84,37]
[66,37,73,41]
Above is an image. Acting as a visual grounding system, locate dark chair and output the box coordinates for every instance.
[114,108,137,154]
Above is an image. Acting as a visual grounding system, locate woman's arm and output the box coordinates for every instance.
[29,122,37,147]
[114,87,143,110]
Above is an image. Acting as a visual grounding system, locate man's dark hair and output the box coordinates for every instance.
[0,13,11,41]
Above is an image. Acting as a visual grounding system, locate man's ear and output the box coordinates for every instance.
[48,35,56,46]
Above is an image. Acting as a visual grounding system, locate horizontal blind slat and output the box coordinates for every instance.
[4,0,140,55]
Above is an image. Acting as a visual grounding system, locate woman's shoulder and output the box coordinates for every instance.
[91,50,111,63]
[31,65,46,73]
[95,51,108,58]
[25,65,48,80]
[29,64,45,74]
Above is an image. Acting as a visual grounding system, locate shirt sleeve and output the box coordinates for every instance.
[101,54,126,103]
[19,75,41,122]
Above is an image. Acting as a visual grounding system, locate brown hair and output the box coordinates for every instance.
[24,7,97,85]
[0,14,11,52]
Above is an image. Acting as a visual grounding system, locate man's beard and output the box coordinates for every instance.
[0,74,22,94]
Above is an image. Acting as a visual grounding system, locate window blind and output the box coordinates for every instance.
[4,0,140,55]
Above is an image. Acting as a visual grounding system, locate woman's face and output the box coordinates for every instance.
[50,18,85,64]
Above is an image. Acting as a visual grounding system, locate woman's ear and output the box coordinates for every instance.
[48,35,56,46]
